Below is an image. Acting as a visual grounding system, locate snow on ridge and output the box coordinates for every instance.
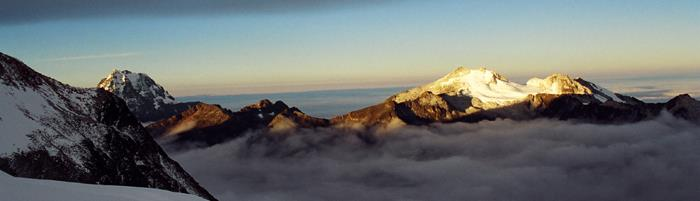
[394,67,625,106]
[585,80,625,103]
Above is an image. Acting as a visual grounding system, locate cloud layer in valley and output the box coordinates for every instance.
[0,0,398,25]
[173,114,700,201]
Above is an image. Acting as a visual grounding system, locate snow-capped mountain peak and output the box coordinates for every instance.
[98,69,175,108]
[393,67,625,106]
[96,69,202,123]
[96,69,195,122]
[444,67,511,84]
[526,74,592,95]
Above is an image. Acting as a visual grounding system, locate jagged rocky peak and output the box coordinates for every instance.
[98,69,175,107]
[97,69,198,122]
[446,67,511,83]
[147,99,331,147]
[393,67,625,107]
[0,52,216,200]
[669,94,699,103]
[665,94,700,122]
[526,74,592,95]
[148,103,234,138]
[268,107,330,133]
[241,99,289,112]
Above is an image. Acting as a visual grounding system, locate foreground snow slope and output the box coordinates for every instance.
[0,171,206,201]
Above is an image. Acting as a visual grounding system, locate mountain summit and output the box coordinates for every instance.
[97,69,197,122]
[98,69,176,108]
[393,67,624,107]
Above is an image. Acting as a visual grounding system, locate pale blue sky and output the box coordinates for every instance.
[1,0,698,96]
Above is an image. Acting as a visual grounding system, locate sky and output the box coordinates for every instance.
[0,0,698,96]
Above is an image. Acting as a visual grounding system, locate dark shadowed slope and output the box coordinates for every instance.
[0,52,216,201]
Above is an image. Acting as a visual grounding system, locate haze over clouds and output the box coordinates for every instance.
[0,0,398,24]
[595,74,700,103]
[173,113,700,201]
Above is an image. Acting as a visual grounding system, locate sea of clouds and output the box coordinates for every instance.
[173,113,700,201]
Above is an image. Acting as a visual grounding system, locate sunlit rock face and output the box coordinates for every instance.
[147,99,329,148]
[148,103,234,138]
[268,107,330,133]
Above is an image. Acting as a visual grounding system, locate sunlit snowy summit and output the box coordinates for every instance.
[98,69,198,122]
[394,67,624,108]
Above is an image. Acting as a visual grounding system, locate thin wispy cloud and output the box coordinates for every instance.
[46,52,140,61]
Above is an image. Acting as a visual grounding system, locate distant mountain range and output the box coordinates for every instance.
[331,67,698,127]
[97,61,699,148]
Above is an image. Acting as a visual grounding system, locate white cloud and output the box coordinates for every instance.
[172,114,700,201]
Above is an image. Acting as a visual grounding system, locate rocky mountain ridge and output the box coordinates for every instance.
[0,52,216,200]
[147,100,329,149]
[333,67,692,127]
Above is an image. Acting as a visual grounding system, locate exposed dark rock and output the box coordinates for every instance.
[148,99,329,148]
[0,52,216,201]
[665,94,700,123]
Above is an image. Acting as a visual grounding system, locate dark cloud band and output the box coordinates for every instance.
[0,0,396,25]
